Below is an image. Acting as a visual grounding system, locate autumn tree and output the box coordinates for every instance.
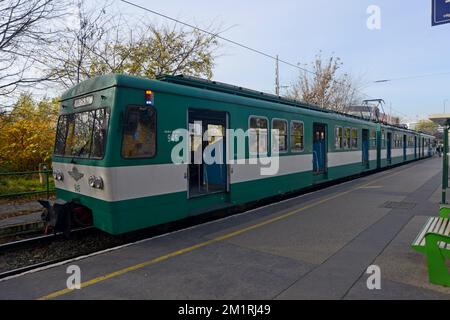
[287,53,362,112]
[95,25,219,80]
[0,94,59,171]
[416,120,440,138]
[49,0,220,88]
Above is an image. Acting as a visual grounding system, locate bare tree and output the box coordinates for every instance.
[45,0,119,88]
[0,0,67,98]
[288,53,363,112]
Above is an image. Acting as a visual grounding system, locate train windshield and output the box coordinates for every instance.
[54,108,110,159]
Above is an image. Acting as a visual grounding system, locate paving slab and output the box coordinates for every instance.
[0,202,42,217]
[0,212,42,228]
[344,216,450,299]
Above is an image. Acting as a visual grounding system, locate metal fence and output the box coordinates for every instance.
[0,169,55,199]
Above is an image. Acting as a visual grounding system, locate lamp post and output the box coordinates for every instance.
[444,99,449,114]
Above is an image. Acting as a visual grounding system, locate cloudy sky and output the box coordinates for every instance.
[110,0,449,122]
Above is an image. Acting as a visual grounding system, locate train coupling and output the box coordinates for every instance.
[38,199,93,237]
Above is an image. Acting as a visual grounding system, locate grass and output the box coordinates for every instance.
[0,173,55,198]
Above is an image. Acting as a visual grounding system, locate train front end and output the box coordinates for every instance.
[41,76,118,235]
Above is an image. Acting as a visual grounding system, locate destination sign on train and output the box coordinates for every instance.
[74,95,94,108]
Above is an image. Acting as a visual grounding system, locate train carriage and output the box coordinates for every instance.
[50,74,435,235]
[378,124,434,168]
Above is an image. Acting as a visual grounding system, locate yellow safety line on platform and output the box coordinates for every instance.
[38,162,420,300]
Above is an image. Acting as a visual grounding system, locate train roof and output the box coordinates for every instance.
[158,75,434,137]
[60,74,434,138]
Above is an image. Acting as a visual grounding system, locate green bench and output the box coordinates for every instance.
[439,205,450,219]
[411,217,450,287]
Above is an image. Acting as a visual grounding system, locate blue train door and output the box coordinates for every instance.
[313,123,327,177]
[362,129,369,168]
[387,132,392,164]
[403,135,407,161]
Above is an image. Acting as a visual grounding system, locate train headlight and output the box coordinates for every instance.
[53,170,64,182]
[88,176,104,190]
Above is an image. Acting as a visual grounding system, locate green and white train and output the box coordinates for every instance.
[48,74,435,235]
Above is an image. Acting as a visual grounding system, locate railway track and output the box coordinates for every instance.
[0,227,96,252]
[0,227,118,280]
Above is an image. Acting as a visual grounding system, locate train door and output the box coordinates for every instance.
[313,123,327,177]
[418,138,421,158]
[414,136,417,159]
[403,135,407,161]
[387,132,392,164]
[362,129,369,168]
[422,138,425,157]
[188,109,228,198]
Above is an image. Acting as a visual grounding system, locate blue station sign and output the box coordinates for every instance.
[432,0,450,26]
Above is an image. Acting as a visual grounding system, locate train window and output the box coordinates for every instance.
[54,116,68,155]
[381,129,386,147]
[344,128,351,149]
[54,108,110,159]
[272,119,288,153]
[122,106,156,159]
[249,116,268,156]
[351,128,358,148]
[206,124,224,144]
[291,121,304,152]
[335,127,343,149]
[91,108,110,159]
[70,110,95,158]
[370,130,377,148]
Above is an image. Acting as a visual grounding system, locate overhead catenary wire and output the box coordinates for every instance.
[120,0,317,76]
[120,0,409,119]
[374,70,450,83]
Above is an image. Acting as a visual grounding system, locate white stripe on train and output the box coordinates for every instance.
[52,150,419,202]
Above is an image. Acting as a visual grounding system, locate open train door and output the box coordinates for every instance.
[188,109,229,198]
[313,123,328,181]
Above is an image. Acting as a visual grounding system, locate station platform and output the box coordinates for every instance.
[0,157,449,300]
[0,201,41,228]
